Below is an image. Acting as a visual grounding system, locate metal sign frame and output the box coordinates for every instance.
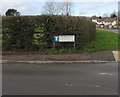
[53,35,76,48]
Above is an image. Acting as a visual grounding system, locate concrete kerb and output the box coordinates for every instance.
[1,60,117,64]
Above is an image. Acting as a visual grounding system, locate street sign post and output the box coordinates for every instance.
[54,35,75,48]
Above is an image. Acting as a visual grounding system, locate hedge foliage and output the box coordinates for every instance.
[2,15,96,51]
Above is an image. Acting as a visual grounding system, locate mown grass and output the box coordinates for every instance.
[83,29,120,52]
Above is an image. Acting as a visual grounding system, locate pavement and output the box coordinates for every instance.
[91,51,115,61]
[2,62,118,95]
[1,50,119,64]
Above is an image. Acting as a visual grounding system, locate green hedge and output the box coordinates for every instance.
[2,15,96,51]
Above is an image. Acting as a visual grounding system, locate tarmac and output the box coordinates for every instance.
[1,50,119,64]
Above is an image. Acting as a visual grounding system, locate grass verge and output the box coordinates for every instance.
[83,29,120,52]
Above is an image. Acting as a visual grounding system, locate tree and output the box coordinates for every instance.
[42,1,60,15]
[103,13,109,17]
[61,0,73,16]
[42,0,73,16]
[99,16,102,19]
[5,9,20,16]
[110,13,117,18]
[110,11,117,18]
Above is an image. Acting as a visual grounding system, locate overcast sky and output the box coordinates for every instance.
[0,0,118,17]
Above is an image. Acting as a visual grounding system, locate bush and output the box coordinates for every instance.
[2,16,36,51]
[2,15,96,51]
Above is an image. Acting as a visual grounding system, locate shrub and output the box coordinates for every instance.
[2,15,96,51]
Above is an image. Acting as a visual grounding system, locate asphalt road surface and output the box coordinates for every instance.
[2,62,118,95]
[99,29,120,34]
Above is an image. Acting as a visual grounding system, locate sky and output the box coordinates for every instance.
[0,0,119,17]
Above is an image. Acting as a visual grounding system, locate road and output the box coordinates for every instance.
[99,29,120,34]
[2,63,118,95]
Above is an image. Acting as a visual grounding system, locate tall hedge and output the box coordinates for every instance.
[2,15,96,51]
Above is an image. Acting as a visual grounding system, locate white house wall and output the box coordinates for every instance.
[112,21,117,26]
[92,19,118,28]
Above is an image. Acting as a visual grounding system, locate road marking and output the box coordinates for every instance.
[65,83,73,87]
[96,85,100,88]
[99,73,113,75]
[112,51,120,62]
[69,85,73,87]
[65,84,69,86]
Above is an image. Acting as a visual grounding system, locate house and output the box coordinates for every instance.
[91,17,118,29]
[118,18,120,28]
[104,18,118,28]
[91,16,99,27]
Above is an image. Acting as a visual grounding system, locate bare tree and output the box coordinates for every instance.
[42,0,60,15]
[61,0,73,16]
[42,0,73,16]
[103,13,109,17]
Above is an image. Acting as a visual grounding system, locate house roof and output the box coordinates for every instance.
[104,18,117,23]
[91,16,99,20]
[91,17,117,23]
[97,19,105,22]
